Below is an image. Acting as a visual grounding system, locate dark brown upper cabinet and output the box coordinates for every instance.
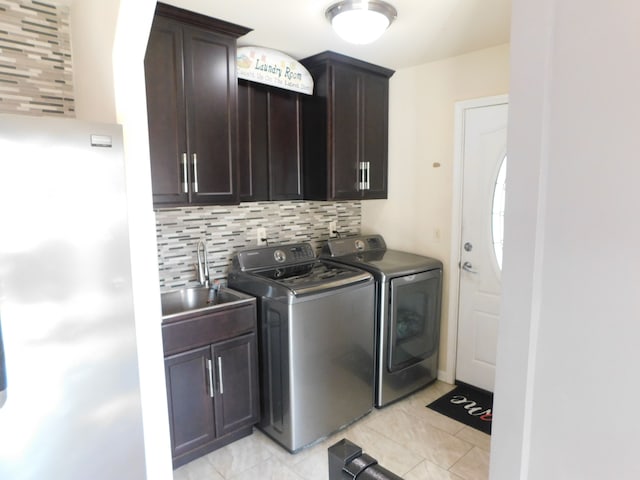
[237,80,303,202]
[144,3,250,207]
[301,51,394,200]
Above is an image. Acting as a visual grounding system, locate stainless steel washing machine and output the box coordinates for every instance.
[322,234,443,407]
[228,243,375,453]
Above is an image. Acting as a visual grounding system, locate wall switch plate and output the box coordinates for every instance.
[257,227,267,246]
[329,221,337,237]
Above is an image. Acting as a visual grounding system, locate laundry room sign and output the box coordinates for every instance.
[237,46,314,95]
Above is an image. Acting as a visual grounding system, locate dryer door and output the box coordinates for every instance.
[387,269,442,373]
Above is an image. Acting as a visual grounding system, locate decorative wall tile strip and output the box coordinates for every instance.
[155,201,361,291]
[0,0,74,116]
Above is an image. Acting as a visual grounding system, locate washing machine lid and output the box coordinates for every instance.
[323,235,442,277]
[250,260,370,295]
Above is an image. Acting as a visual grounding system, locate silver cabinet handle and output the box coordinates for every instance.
[365,161,371,190]
[461,261,478,274]
[217,356,224,395]
[192,153,199,193]
[358,162,371,191]
[206,359,214,398]
[181,153,188,193]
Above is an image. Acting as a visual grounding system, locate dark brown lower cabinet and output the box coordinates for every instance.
[212,335,259,437]
[165,346,216,459]
[162,302,259,468]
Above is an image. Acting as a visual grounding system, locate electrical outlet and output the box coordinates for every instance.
[329,221,337,237]
[257,227,267,246]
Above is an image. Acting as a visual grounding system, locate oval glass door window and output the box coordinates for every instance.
[491,156,507,270]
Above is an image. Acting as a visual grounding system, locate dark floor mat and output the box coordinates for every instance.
[426,383,493,434]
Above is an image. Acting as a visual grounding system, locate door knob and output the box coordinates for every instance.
[461,261,478,274]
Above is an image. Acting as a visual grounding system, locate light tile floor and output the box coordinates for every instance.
[173,381,491,480]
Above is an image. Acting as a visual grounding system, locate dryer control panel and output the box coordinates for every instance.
[323,235,387,257]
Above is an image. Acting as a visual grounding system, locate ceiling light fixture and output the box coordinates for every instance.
[326,0,398,45]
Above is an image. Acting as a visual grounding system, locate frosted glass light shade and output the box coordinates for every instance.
[326,1,397,45]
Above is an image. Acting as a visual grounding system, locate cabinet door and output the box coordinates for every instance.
[144,15,189,206]
[301,51,392,201]
[165,346,215,459]
[183,26,239,204]
[212,333,259,437]
[331,64,360,199]
[268,88,303,200]
[238,81,269,201]
[361,73,389,199]
[238,82,303,201]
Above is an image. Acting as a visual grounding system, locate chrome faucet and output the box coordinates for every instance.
[196,239,210,287]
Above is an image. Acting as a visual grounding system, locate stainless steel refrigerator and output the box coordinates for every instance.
[0,114,147,479]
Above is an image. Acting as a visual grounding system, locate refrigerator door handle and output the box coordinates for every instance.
[0,317,7,408]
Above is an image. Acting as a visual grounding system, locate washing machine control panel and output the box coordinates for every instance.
[235,243,316,271]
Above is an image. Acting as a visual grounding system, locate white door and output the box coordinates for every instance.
[455,99,508,392]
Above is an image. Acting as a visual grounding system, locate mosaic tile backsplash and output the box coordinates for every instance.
[0,0,74,116]
[156,201,361,291]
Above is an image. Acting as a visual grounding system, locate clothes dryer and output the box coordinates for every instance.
[323,235,442,407]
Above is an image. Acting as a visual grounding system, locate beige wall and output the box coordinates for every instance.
[69,0,118,122]
[361,43,510,380]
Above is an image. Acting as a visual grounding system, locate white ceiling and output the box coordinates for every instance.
[161,0,511,70]
[52,0,510,70]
